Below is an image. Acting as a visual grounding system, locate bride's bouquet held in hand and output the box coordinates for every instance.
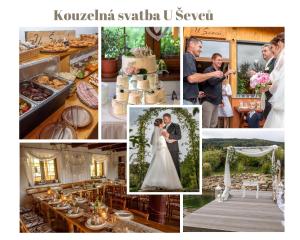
[250,72,271,92]
[250,72,271,110]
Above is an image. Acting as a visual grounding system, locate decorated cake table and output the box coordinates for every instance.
[101,81,180,140]
[101,46,180,139]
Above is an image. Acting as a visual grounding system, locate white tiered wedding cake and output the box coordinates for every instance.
[111,47,166,116]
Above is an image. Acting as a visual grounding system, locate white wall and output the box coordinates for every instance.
[19,145,126,206]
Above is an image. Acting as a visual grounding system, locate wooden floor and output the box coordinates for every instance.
[183,190,284,232]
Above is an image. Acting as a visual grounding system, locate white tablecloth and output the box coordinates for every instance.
[101,81,180,140]
[101,103,127,139]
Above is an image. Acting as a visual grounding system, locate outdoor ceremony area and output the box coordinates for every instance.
[183,130,284,232]
[128,106,200,193]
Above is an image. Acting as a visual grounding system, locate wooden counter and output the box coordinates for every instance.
[20,46,97,71]
[24,77,98,139]
[20,46,98,139]
[234,106,264,128]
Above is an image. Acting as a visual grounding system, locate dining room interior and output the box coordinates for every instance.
[19,142,180,233]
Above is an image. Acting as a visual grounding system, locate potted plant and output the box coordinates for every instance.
[101,28,124,78]
[160,32,180,73]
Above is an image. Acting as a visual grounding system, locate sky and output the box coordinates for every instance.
[203,129,284,142]
[129,107,200,163]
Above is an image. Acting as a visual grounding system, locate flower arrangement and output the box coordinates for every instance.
[130,46,153,57]
[124,66,139,75]
[250,72,270,90]
[124,65,148,76]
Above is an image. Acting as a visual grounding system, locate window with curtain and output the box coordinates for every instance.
[30,157,58,185]
[90,155,106,178]
[237,41,266,95]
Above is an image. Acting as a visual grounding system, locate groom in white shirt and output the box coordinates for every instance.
[249,44,276,119]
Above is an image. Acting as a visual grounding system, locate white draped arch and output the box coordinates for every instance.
[222,145,279,201]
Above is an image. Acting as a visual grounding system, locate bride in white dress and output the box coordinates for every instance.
[141,118,183,191]
[264,32,285,128]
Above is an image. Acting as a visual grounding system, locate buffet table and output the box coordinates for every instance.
[101,81,180,140]
[24,76,98,139]
[20,46,98,139]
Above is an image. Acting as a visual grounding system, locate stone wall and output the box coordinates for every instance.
[203,173,279,192]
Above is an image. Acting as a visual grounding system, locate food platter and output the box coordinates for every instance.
[76,82,98,109]
[19,97,32,116]
[89,73,98,87]
[20,81,53,102]
[40,43,69,53]
[33,74,68,90]
[69,39,92,48]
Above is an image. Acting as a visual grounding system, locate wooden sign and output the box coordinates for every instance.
[25,30,76,46]
[190,27,226,39]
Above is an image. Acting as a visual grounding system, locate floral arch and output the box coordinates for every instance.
[129,107,200,190]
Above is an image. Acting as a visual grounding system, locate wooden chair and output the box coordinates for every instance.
[125,195,139,209]
[104,185,115,203]
[114,185,126,198]
[166,195,180,224]
[109,196,126,210]
[138,195,149,212]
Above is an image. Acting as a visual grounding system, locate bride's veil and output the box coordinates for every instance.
[150,126,162,155]
[269,48,284,111]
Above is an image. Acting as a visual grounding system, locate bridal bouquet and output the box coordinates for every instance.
[250,72,270,90]
[250,72,270,110]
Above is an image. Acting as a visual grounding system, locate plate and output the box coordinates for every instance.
[61,106,92,128]
[39,122,77,139]
[114,210,133,221]
[53,204,70,210]
[48,199,61,205]
[75,197,87,204]
[39,195,52,201]
[85,218,107,230]
[66,209,84,218]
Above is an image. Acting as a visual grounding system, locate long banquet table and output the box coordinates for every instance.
[33,189,179,233]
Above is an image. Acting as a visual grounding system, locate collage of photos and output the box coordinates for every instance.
[19,27,284,233]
